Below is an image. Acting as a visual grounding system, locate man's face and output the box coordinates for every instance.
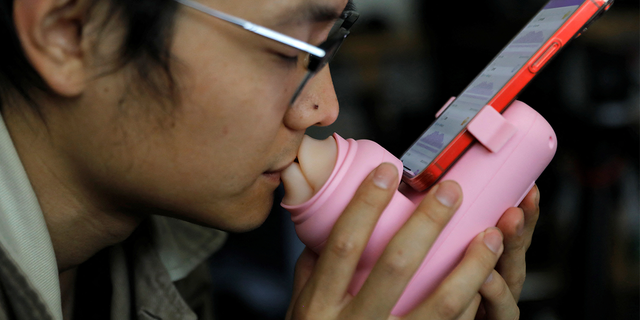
[63,0,348,231]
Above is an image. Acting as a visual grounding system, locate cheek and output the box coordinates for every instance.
[171,14,298,113]
[106,16,304,228]
[169,27,296,175]
[168,118,275,187]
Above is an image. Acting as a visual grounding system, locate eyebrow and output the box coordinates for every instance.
[278,0,356,25]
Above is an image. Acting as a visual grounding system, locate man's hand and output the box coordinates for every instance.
[476,185,540,319]
[286,163,509,320]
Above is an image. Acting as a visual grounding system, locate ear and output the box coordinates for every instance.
[13,0,88,97]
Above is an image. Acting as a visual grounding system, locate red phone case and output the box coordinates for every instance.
[404,0,611,191]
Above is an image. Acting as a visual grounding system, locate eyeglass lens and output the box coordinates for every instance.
[290,11,359,104]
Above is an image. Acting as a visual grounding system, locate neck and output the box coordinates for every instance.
[1,105,145,272]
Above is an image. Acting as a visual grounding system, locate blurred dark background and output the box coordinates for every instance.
[210,0,639,319]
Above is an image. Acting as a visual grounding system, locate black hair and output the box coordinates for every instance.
[0,0,179,111]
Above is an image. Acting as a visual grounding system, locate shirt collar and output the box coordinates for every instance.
[0,113,63,320]
[0,110,226,287]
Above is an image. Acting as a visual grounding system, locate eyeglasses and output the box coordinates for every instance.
[173,0,359,105]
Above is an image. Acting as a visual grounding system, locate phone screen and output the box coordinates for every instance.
[401,0,586,177]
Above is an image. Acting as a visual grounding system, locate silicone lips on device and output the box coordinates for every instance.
[281,101,557,316]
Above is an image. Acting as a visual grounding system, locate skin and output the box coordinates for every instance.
[6,0,540,319]
[287,167,539,320]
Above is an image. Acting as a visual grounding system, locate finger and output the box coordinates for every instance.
[286,248,319,320]
[495,207,527,301]
[292,248,318,301]
[305,163,398,305]
[407,228,504,320]
[348,181,463,318]
[518,184,540,250]
[478,270,520,320]
[496,207,526,251]
[458,294,481,320]
[494,185,540,301]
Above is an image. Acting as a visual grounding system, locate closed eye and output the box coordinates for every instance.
[277,53,299,67]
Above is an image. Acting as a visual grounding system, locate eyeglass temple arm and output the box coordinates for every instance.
[174,0,326,58]
[341,11,359,30]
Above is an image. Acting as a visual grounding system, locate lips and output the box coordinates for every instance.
[261,159,291,183]
[264,163,293,175]
[281,135,338,206]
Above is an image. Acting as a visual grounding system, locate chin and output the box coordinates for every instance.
[195,195,275,233]
[220,208,273,233]
[156,177,282,232]
[218,179,284,232]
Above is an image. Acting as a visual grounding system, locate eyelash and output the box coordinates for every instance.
[277,53,299,67]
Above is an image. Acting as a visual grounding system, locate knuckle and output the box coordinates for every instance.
[327,236,360,259]
[492,276,511,299]
[380,252,413,278]
[479,249,500,270]
[512,306,521,320]
[528,210,540,226]
[507,235,527,251]
[517,240,529,255]
[525,204,540,223]
[510,273,526,292]
[524,238,534,251]
[359,193,382,209]
[418,206,452,229]
[353,186,387,211]
[436,296,465,319]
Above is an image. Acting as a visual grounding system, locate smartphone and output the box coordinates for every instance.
[400,0,613,191]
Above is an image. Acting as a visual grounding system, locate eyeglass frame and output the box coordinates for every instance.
[173,0,359,105]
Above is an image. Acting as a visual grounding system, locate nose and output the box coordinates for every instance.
[284,67,339,131]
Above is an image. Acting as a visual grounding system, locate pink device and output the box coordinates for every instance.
[281,100,557,316]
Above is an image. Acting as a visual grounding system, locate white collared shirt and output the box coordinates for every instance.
[0,113,226,320]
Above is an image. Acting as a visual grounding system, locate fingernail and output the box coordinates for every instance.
[434,181,460,207]
[372,164,396,190]
[484,272,494,284]
[483,228,503,254]
[516,217,525,237]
